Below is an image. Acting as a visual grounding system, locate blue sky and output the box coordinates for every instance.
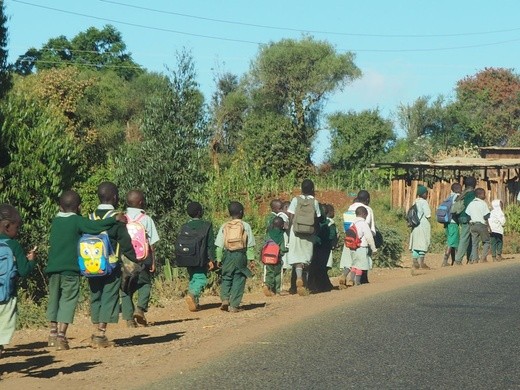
[4,0,520,162]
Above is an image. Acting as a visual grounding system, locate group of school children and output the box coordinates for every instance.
[409,177,507,269]
[1,179,380,357]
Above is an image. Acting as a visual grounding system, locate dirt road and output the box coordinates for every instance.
[1,254,518,389]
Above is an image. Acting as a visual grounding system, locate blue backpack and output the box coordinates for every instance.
[0,239,18,302]
[436,195,455,223]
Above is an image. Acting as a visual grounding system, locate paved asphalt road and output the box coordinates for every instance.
[148,264,520,390]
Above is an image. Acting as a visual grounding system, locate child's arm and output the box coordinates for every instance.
[214,225,225,263]
[10,240,36,277]
[363,223,377,252]
[78,215,120,234]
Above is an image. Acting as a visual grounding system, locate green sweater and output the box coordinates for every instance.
[46,213,118,275]
[186,218,216,262]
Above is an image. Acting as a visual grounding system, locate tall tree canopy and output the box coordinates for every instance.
[246,36,361,173]
[453,67,520,146]
[0,1,11,99]
[14,25,142,80]
[328,109,395,171]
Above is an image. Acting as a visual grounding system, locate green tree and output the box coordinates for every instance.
[246,36,361,173]
[328,109,395,171]
[0,0,11,98]
[14,25,142,80]
[453,67,520,146]
[114,50,208,260]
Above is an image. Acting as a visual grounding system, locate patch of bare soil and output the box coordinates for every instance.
[1,254,518,389]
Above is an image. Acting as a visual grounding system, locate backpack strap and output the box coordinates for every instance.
[127,212,146,223]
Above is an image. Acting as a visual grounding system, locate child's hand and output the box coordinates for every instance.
[115,213,128,223]
[208,261,215,271]
[27,246,37,261]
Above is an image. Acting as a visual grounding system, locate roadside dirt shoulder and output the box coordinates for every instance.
[1,254,518,389]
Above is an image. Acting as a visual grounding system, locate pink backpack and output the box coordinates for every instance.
[126,213,149,261]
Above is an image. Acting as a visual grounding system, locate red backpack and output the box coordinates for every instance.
[261,240,281,265]
[344,223,361,250]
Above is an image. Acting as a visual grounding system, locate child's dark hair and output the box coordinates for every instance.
[475,188,485,198]
[126,190,145,208]
[272,216,284,229]
[325,204,334,216]
[228,201,244,218]
[98,181,119,203]
[464,176,477,188]
[0,204,20,223]
[60,190,81,212]
[451,182,462,193]
[355,205,368,218]
[301,179,315,196]
[187,201,203,218]
[270,199,282,212]
[355,190,370,205]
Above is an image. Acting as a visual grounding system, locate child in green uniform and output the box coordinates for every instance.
[89,182,137,348]
[0,204,36,357]
[183,202,216,312]
[46,190,123,350]
[121,190,160,327]
[263,216,287,296]
[265,199,282,231]
[215,201,256,313]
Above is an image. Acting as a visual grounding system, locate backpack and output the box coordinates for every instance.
[223,219,247,251]
[261,239,280,265]
[406,204,421,228]
[126,213,149,261]
[436,195,455,223]
[344,223,362,250]
[342,209,356,232]
[292,197,316,235]
[0,239,17,303]
[450,193,467,216]
[175,222,211,267]
[77,211,118,277]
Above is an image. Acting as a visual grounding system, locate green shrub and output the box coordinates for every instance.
[373,224,404,268]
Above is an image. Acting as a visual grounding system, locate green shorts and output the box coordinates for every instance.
[445,223,460,248]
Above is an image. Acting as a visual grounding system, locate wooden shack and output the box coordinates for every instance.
[375,157,520,212]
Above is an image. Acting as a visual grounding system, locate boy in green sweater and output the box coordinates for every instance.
[45,190,124,350]
[215,201,256,313]
[182,202,215,312]
[263,216,287,296]
[89,182,137,348]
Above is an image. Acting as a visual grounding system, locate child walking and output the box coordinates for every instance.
[488,199,505,262]
[179,201,215,312]
[89,182,137,347]
[46,190,124,349]
[215,201,256,312]
[0,204,36,357]
[465,188,491,263]
[263,216,287,296]
[409,185,432,270]
[121,190,160,327]
[349,206,377,285]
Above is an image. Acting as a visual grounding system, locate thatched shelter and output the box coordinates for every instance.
[375,157,520,211]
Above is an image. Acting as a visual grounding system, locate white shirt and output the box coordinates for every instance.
[465,198,490,224]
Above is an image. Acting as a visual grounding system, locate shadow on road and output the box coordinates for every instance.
[114,331,185,347]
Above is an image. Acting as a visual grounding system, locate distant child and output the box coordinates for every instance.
[89,182,137,348]
[266,199,282,231]
[263,216,287,296]
[287,179,321,296]
[121,190,160,327]
[308,204,334,293]
[465,188,491,263]
[488,199,506,262]
[278,201,291,273]
[178,201,215,312]
[442,183,462,267]
[46,190,124,350]
[409,185,432,270]
[215,201,256,312]
[0,204,36,357]
[350,206,377,286]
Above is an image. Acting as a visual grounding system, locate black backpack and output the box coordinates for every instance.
[406,204,421,228]
[174,222,211,267]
